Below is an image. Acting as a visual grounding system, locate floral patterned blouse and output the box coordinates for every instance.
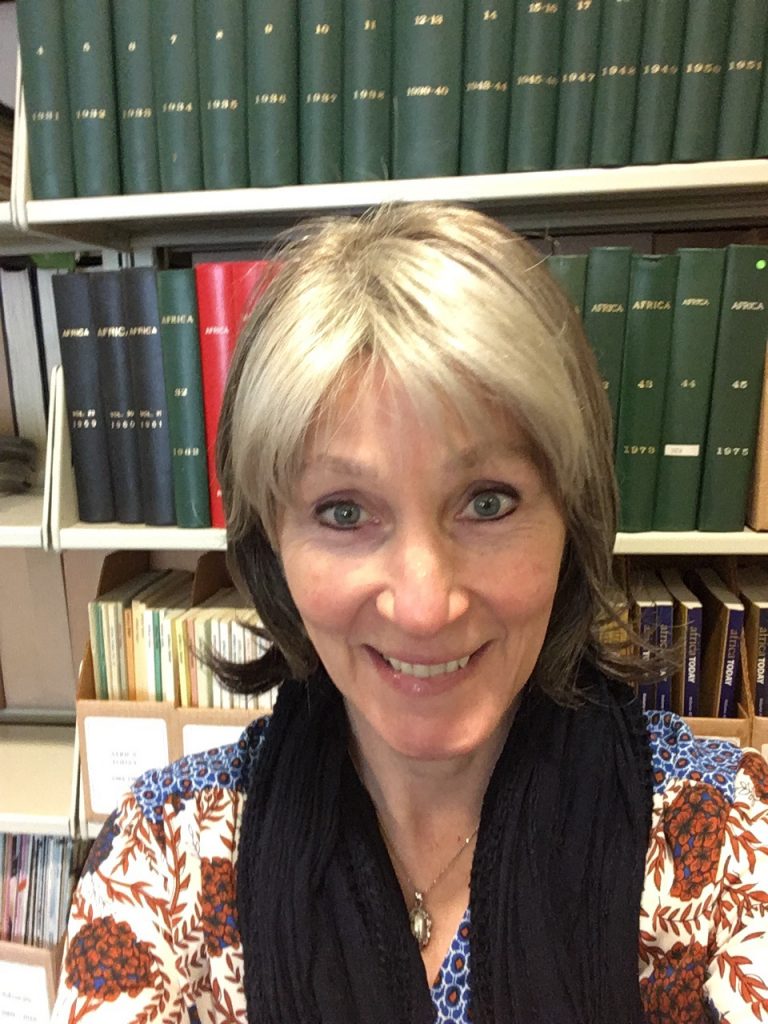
[52,711,768,1024]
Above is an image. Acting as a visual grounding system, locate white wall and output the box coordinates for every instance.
[0,2,18,110]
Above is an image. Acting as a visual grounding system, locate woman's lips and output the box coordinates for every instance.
[365,643,486,697]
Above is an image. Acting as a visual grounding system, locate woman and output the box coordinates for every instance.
[53,204,768,1024]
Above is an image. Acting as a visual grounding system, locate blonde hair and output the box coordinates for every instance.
[218,203,633,700]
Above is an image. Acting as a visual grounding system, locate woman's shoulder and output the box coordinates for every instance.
[128,714,271,831]
[644,709,768,802]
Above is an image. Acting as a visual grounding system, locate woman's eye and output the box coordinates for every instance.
[315,501,369,529]
[463,489,518,521]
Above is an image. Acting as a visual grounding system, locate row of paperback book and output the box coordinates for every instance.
[53,259,274,529]
[545,243,768,533]
[88,566,279,710]
[0,833,87,949]
[615,563,768,719]
[16,0,768,200]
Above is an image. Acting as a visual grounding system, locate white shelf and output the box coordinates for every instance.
[0,724,77,836]
[0,489,45,548]
[21,160,768,248]
[614,529,768,555]
[58,523,226,551]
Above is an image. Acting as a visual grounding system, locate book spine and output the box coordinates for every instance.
[89,271,144,523]
[716,0,768,159]
[196,0,248,189]
[589,0,644,167]
[672,0,732,161]
[112,0,161,194]
[637,601,656,712]
[195,262,234,529]
[16,0,76,198]
[51,273,115,523]
[582,246,632,429]
[245,0,299,185]
[507,0,564,171]
[683,603,702,717]
[459,0,513,175]
[698,245,768,531]
[392,0,465,179]
[299,0,344,183]
[631,0,687,166]
[614,253,679,532]
[553,0,601,170]
[656,599,673,712]
[545,254,588,317]
[755,32,768,155]
[157,270,211,528]
[343,0,393,181]
[151,0,204,191]
[719,607,744,718]
[63,0,121,195]
[653,248,726,531]
[121,268,176,526]
[755,605,768,716]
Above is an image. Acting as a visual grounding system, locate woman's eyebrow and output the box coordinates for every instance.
[447,442,533,471]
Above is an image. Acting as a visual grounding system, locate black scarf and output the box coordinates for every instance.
[237,667,653,1024]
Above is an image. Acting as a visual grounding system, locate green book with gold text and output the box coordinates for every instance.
[631,0,687,166]
[246,0,299,185]
[546,254,588,317]
[460,0,514,175]
[507,0,563,171]
[197,0,248,189]
[698,246,768,531]
[112,0,160,194]
[64,0,121,195]
[582,247,632,430]
[16,0,75,198]
[653,248,726,530]
[673,0,731,161]
[392,0,465,178]
[614,253,679,532]
[300,0,343,183]
[151,0,204,191]
[716,0,768,159]
[554,0,601,170]
[343,0,393,180]
[589,0,644,167]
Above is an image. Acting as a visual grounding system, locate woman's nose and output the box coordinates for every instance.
[374,527,469,634]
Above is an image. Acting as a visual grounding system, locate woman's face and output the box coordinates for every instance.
[277,368,567,763]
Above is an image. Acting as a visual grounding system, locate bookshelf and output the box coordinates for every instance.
[0,723,77,836]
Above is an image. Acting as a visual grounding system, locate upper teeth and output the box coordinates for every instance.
[384,654,471,678]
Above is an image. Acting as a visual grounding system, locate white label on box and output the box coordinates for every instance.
[0,961,50,1023]
[84,717,169,816]
[182,723,247,757]
[761,741,768,762]
[664,444,699,457]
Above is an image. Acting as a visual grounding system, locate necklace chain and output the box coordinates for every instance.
[376,813,480,950]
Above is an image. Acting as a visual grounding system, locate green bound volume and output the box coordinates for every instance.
[246,0,299,185]
[112,0,160,194]
[157,270,211,529]
[755,31,768,155]
[507,0,564,171]
[698,246,768,531]
[151,0,204,192]
[614,253,679,532]
[197,0,248,189]
[589,0,644,167]
[300,0,343,183]
[554,0,601,170]
[392,0,465,179]
[653,249,726,531]
[343,0,393,180]
[631,0,687,166]
[460,0,514,175]
[673,0,731,162]
[582,247,632,429]
[546,254,588,317]
[63,0,121,196]
[716,0,768,159]
[16,0,75,199]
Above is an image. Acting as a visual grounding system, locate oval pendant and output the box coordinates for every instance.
[409,895,432,949]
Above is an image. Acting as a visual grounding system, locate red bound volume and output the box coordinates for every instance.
[195,260,273,528]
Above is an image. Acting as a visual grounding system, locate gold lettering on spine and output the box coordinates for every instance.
[414,14,445,25]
